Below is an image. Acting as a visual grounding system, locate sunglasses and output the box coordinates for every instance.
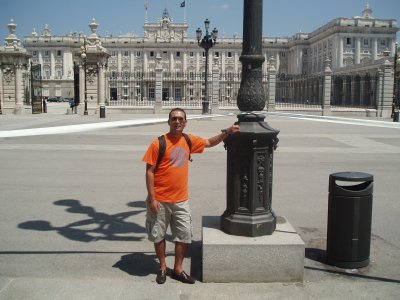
[170,116,185,122]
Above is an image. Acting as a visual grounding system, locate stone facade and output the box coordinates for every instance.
[0,4,398,115]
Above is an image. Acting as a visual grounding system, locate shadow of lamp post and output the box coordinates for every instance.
[221,0,280,237]
[196,19,218,115]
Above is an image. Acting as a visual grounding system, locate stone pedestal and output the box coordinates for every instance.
[202,216,304,283]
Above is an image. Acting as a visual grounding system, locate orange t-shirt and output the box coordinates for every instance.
[143,133,206,203]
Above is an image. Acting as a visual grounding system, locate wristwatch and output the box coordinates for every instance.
[221,129,228,134]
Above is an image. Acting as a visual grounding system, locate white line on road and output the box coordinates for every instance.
[0,115,220,138]
[0,112,398,138]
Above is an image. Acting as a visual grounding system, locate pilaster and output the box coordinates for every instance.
[0,19,30,114]
[379,60,394,118]
[211,57,220,114]
[322,58,332,116]
[355,37,361,65]
[154,55,163,114]
[267,58,276,112]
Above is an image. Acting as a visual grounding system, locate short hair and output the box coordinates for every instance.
[168,107,187,120]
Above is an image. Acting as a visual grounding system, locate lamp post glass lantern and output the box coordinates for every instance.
[196,19,218,114]
[80,37,88,115]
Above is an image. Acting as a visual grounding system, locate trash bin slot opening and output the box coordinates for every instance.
[335,180,371,191]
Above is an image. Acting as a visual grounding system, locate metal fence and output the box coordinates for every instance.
[106,71,380,110]
[161,72,205,108]
[106,71,154,106]
[275,73,323,109]
[330,73,378,109]
[219,73,241,107]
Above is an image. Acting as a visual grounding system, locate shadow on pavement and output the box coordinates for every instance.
[18,199,146,242]
[113,252,161,277]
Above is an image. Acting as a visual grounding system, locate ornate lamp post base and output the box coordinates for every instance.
[221,113,279,237]
[221,209,276,237]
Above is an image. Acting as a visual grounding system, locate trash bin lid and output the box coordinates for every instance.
[330,171,373,182]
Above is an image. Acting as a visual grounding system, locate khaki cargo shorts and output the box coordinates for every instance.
[145,199,193,244]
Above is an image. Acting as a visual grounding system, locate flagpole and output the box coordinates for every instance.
[184,1,187,23]
[144,0,148,23]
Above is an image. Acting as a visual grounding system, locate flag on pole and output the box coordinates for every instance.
[180,1,186,8]
[144,0,148,10]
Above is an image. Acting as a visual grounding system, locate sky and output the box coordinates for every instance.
[1,0,399,43]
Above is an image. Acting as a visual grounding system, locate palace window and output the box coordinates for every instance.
[189,51,194,58]
[150,51,154,57]
[149,87,155,100]
[227,52,232,58]
[123,51,129,57]
[346,38,352,45]
[56,50,62,57]
[56,69,62,79]
[176,51,181,57]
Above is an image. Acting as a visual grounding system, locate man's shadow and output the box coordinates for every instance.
[112,241,202,280]
[18,199,146,242]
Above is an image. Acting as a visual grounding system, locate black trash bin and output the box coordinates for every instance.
[326,172,373,268]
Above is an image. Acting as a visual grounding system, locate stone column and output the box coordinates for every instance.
[338,36,344,68]
[376,69,383,114]
[355,37,361,65]
[0,67,3,114]
[130,51,135,73]
[196,52,200,73]
[267,59,276,112]
[0,20,30,114]
[14,64,24,114]
[169,51,174,72]
[183,51,187,72]
[154,55,163,114]
[275,52,280,72]
[143,51,148,72]
[221,51,226,73]
[322,58,332,116]
[117,51,122,73]
[211,57,220,114]
[234,51,239,73]
[78,64,85,114]
[379,60,394,118]
[372,38,378,61]
[50,50,55,79]
[98,62,106,107]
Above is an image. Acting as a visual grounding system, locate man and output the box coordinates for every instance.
[143,108,239,284]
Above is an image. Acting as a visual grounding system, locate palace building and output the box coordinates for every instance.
[0,3,398,117]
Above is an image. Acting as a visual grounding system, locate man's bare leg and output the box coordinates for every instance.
[174,242,188,274]
[154,239,167,271]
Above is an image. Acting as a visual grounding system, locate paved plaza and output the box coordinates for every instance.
[0,105,400,299]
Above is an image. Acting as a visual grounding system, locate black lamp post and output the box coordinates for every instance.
[392,42,400,122]
[80,37,88,116]
[196,19,218,115]
[221,0,279,237]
